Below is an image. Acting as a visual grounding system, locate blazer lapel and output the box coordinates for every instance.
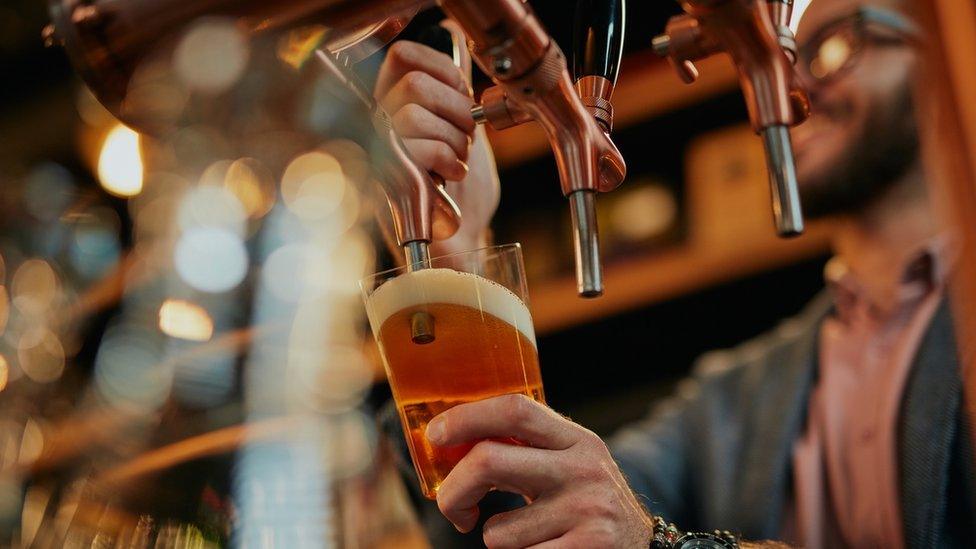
[898,299,962,549]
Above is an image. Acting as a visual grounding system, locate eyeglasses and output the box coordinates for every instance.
[796,7,922,85]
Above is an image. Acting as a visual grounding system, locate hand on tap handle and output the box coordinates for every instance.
[315,46,462,269]
[374,22,501,258]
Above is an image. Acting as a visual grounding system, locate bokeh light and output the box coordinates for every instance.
[158,299,214,342]
[177,176,247,236]
[11,259,59,316]
[18,418,44,465]
[174,19,250,94]
[94,325,172,412]
[309,346,372,413]
[326,230,374,296]
[0,287,9,337]
[97,124,144,198]
[811,35,853,80]
[262,244,330,303]
[224,158,277,220]
[24,163,75,221]
[281,152,347,221]
[67,207,122,279]
[174,227,249,293]
[0,354,8,392]
[609,184,678,242]
[323,412,376,480]
[18,328,65,384]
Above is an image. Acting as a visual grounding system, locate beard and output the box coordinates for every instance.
[798,85,920,219]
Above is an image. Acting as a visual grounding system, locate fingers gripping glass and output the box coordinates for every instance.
[798,7,921,84]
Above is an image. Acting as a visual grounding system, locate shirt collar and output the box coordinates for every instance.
[825,235,953,321]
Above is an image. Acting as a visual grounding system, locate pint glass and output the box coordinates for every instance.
[361,244,544,499]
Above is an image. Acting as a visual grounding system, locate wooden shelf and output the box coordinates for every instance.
[529,222,833,335]
[486,52,739,168]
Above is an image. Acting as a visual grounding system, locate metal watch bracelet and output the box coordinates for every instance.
[649,515,739,548]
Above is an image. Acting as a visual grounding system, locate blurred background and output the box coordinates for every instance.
[0,0,833,547]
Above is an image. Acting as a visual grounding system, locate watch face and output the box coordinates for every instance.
[675,533,736,549]
[677,541,726,549]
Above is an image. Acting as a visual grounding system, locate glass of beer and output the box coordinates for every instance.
[361,244,544,499]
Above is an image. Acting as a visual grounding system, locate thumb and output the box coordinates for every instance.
[439,19,473,92]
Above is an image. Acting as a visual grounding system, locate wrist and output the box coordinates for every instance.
[648,515,740,548]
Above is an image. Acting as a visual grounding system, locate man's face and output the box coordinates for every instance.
[791,0,919,218]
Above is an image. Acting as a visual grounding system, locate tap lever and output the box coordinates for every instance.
[573,0,626,83]
[573,0,626,132]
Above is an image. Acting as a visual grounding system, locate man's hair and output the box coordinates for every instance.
[799,83,919,219]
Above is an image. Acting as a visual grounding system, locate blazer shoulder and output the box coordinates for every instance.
[689,291,831,398]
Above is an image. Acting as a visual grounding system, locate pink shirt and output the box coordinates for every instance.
[791,241,949,549]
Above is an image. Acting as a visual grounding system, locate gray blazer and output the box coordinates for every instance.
[396,294,975,547]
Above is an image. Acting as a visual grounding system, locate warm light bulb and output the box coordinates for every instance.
[159,299,214,342]
[97,124,144,198]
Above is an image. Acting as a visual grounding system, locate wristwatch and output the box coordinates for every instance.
[650,516,739,548]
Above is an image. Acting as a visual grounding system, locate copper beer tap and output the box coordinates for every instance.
[652,0,810,237]
[464,0,628,297]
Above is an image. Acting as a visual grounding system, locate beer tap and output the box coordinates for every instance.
[464,0,627,298]
[652,0,810,237]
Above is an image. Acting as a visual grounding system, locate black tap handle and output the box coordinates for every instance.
[572,0,626,84]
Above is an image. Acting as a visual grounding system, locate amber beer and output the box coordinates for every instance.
[363,249,543,499]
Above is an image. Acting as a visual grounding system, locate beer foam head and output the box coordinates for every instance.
[365,268,536,346]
